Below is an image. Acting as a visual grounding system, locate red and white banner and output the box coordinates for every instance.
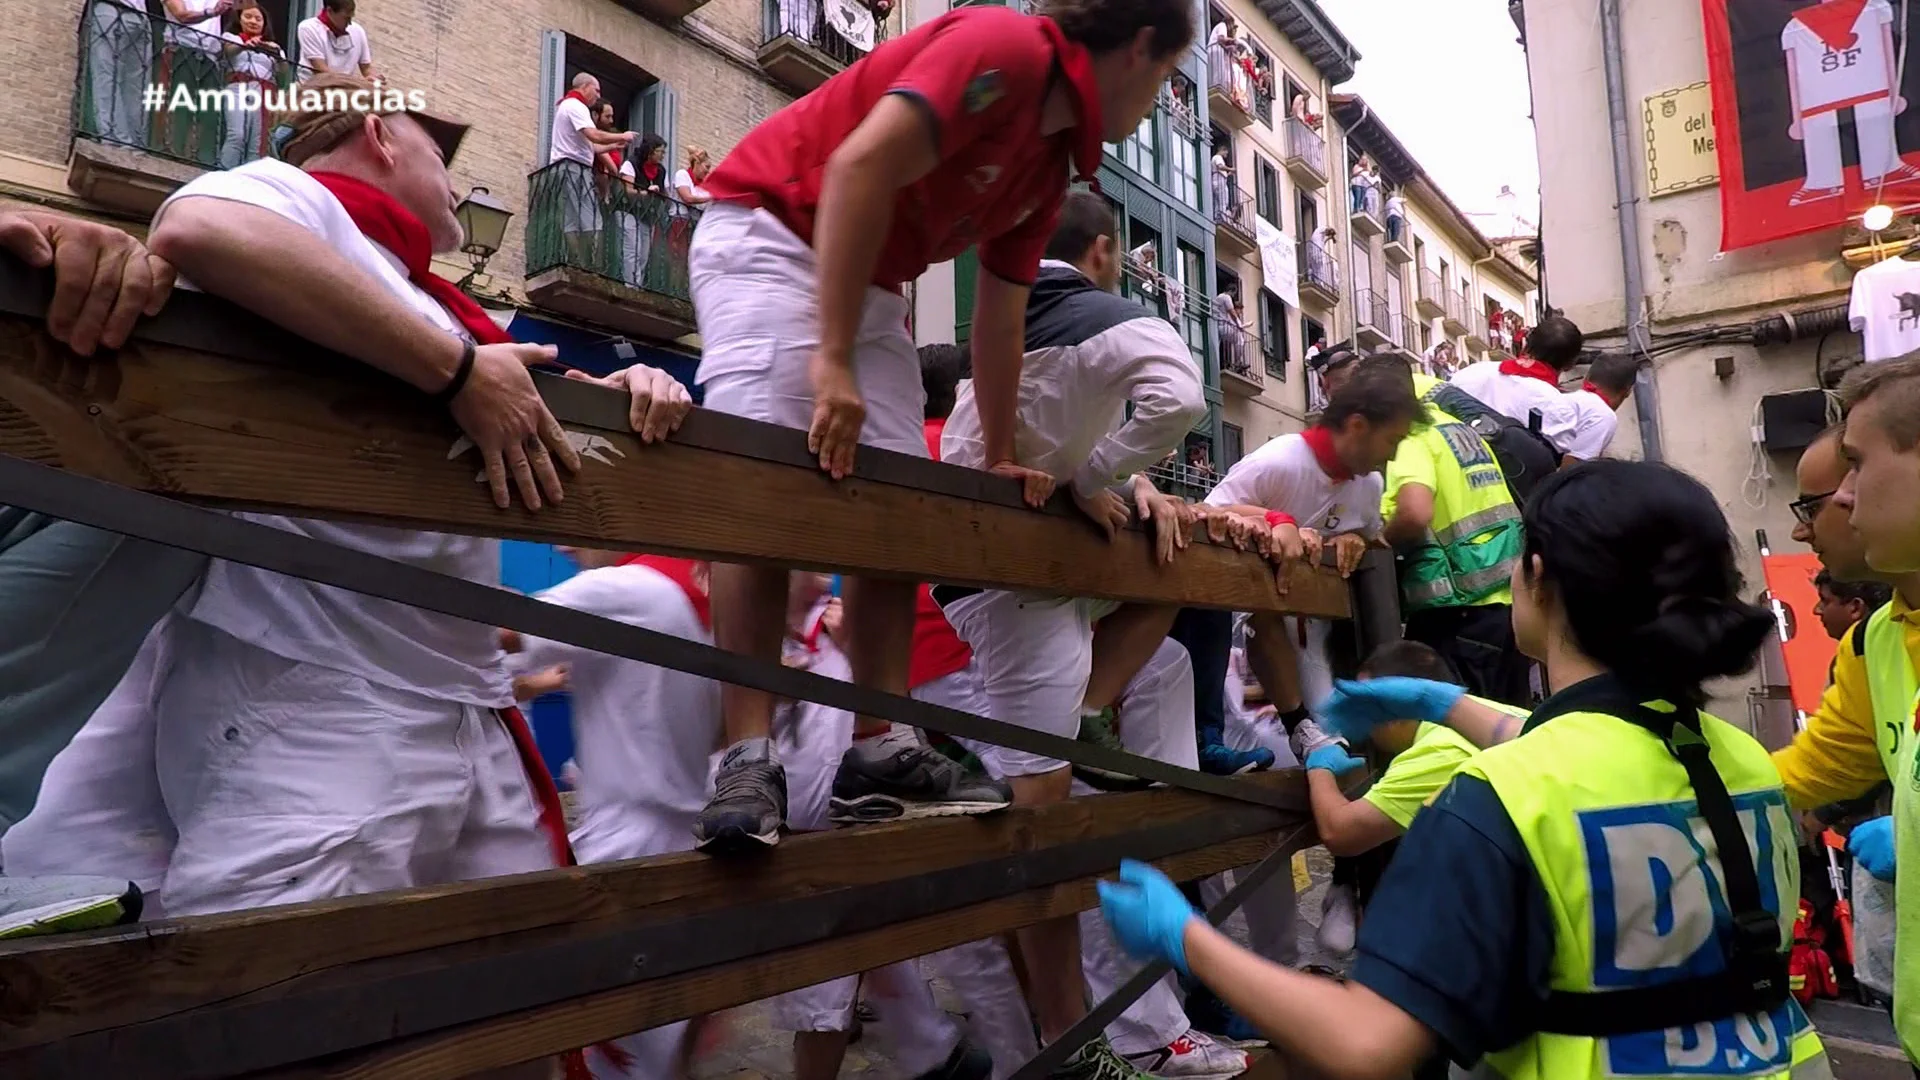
[1702,0,1920,249]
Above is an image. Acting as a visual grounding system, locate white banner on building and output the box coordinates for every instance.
[827,0,877,52]
[1255,216,1298,310]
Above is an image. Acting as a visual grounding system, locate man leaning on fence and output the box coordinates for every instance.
[13,74,691,924]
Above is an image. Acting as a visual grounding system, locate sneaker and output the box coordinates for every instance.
[693,740,787,853]
[1124,1030,1249,1079]
[0,876,141,939]
[1073,709,1153,791]
[1181,984,1268,1049]
[1050,1037,1155,1080]
[914,1035,993,1080]
[1198,742,1274,777]
[1317,882,1358,954]
[1286,715,1344,763]
[829,731,1013,824]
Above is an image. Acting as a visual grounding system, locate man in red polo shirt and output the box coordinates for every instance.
[688,0,1196,854]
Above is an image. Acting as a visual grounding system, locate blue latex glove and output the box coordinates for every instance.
[1849,815,1896,882]
[1316,677,1466,743]
[1097,858,1200,975]
[1305,744,1367,776]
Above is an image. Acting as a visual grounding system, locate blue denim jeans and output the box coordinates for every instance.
[0,510,204,834]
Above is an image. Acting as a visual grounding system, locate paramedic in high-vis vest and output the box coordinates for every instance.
[1381,371,1528,704]
[1096,459,1830,1080]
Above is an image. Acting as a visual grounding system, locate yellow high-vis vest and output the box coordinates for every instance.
[1460,696,1830,1079]
[1861,602,1920,1062]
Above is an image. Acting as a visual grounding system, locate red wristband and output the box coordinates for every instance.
[1264,511,1297,528]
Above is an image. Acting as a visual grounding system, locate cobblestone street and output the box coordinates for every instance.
[689,849,1345,1080]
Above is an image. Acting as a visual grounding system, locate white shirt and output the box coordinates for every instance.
[167,0,224,49]
[1385,194,1406,219]
[224,33,280,82]
[671,168,710,202]
[295,16,372,74]
[1781,0,1894,115]
[943,261,1206,497]
[515,564,719,859]
[550,96,597,165]
[1447,359,1585,455]
[1848,254,1920,362]
[1203,432,1384,539]
[153,158,512,707]
[1561,388,1620,461]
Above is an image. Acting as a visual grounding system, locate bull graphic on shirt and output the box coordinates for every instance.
[1897,291,1920,330]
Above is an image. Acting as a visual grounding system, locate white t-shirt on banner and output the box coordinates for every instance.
[1848,255,1920,362]
[1203,432,1383,540]
[152,158,512,707]
[1781,0,1895,115]
[550,97,597,165]
[295,17,372,74]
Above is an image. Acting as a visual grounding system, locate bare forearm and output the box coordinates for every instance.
[1182,922,1434,1080]
[1444,695,1524,749]
[150,200,461,391]
[970,324,1023,465]
[584,129,631,151]
[813,152,897,361]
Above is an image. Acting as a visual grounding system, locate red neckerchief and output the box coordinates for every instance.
[615,553,711,628]
[1500,357,1561,388]
[640,161,667,186]
[239,31,262,43]
[318,8,347,35]
[1795,0,1871,50]
[1035,18,1105,185]
[802,609,829,653]
[604,149,623,171]
[307,172,514,347]
[1300,426,1353,482]
[563,89,593,107]
[1581,380,1600,396]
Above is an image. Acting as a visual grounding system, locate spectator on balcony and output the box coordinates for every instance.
[1214,291,1250,375]
[84,0,154,149]
[1208,20,1251,113]
[157,0,234,166]
[674,146,714,205]
[1290,91,1321,131]
[218,0,283,169]
[1304,227,1335,288]
[1349,154,1379,217]
[1384,188,1406,244]
[1420,340,1456,380]
[1209,150,1233,223]
[592,101,624,179]
[551,74,639,268]
[294,0,373,79]
[618,134,669,288]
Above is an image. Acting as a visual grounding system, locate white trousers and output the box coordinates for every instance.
[1802,97,1900,190]
[153,618,552,916]
[690,203,926,459]
[940,591,1119,778]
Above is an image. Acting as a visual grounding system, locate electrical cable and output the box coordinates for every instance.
[1743,396,1772,511]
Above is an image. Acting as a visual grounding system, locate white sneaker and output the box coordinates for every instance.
[1125,1030,1249,1080]
[1317,883,1358,954]
[1287,715,1344,762]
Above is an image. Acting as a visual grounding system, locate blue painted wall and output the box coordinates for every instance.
[502,312,700,785]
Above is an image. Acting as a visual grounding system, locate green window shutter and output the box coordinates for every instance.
[954,248,978,343]
[537,30,567,166]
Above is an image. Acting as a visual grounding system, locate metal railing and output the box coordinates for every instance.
[1398,314,1418,349]
[1218,309,1257,381]
[76,2,303,170]
[1147,460,1216,503]
[1419,268,1446,309]
[1349,183,1383,220]
[1208,43,1265,119]
[525,159,702,301]
[1122,259,1171,320]
[1487,310,1519,355]
[764,0,889,69]
[1213,188,1256,241]
[1356,287,1389,334]
[1299,237,1339,297]
[1161,81,1201,141]
[1283,118,1324,178]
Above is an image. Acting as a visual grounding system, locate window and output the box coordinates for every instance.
[539,33,677,169]
[1386,273,1404,339]
[1296,190,1318,240]
[1115,110,1159,180]
[1171,127,1202,210]
[1350,240,1373,299]
[1251,47,1274,126]
[1256,159,1280,226]
[1174,242,1209,369]
[1221,422,1245,470]
[1420,321,1432,351]
[1260,290,1287,380]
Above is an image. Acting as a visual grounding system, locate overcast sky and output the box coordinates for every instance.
[1315,0,1540,225]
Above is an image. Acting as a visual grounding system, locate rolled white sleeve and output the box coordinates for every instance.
[1071,318,1206,497]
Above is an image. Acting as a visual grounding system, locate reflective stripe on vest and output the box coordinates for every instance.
[1394,414,1523,613]
[1461,708,1828,1080]
[1862,603,1920,1063]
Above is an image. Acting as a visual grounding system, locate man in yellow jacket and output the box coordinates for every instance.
[1770,359,1920,1063]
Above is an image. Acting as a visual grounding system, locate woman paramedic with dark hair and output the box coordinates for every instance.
[1097,459,1833,1080]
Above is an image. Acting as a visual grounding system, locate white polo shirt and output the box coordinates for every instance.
[1447,359,1584,456]
[550,97,597,166]
[152,158,512,707]
[1203,432,1383,539]
[295,16,372,74]
[1561,388,1619,462]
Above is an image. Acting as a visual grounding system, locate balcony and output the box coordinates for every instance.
[1349,184,1383,238]
[1208,51,1258,129]
[611,0,712,20]
[1212,188,1257,259]
[1219,318,1262,397]
[1464,307,1490,354]
[1121,257,1171,321]
[69,5,301,214]
[1161,81,1202,143]
[759,0,889,95]
[1281,118,1326,190]
[1488,311,1517,359]
[1416,268,1447,319]
[1298,238,1339,310]
[1441,287,1469,336]
[523,160,701,341]
[1147,460,1216,503]
[1354,288,1390,350]
[1382,227,1411,265]
[1397,314,1419,352]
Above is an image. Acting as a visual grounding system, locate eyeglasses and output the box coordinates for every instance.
[1789,489,1835,526]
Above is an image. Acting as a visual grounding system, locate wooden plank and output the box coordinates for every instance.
[0,299,1347,619]
[254,827,1312,1080]
[0,773,1306,1059]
